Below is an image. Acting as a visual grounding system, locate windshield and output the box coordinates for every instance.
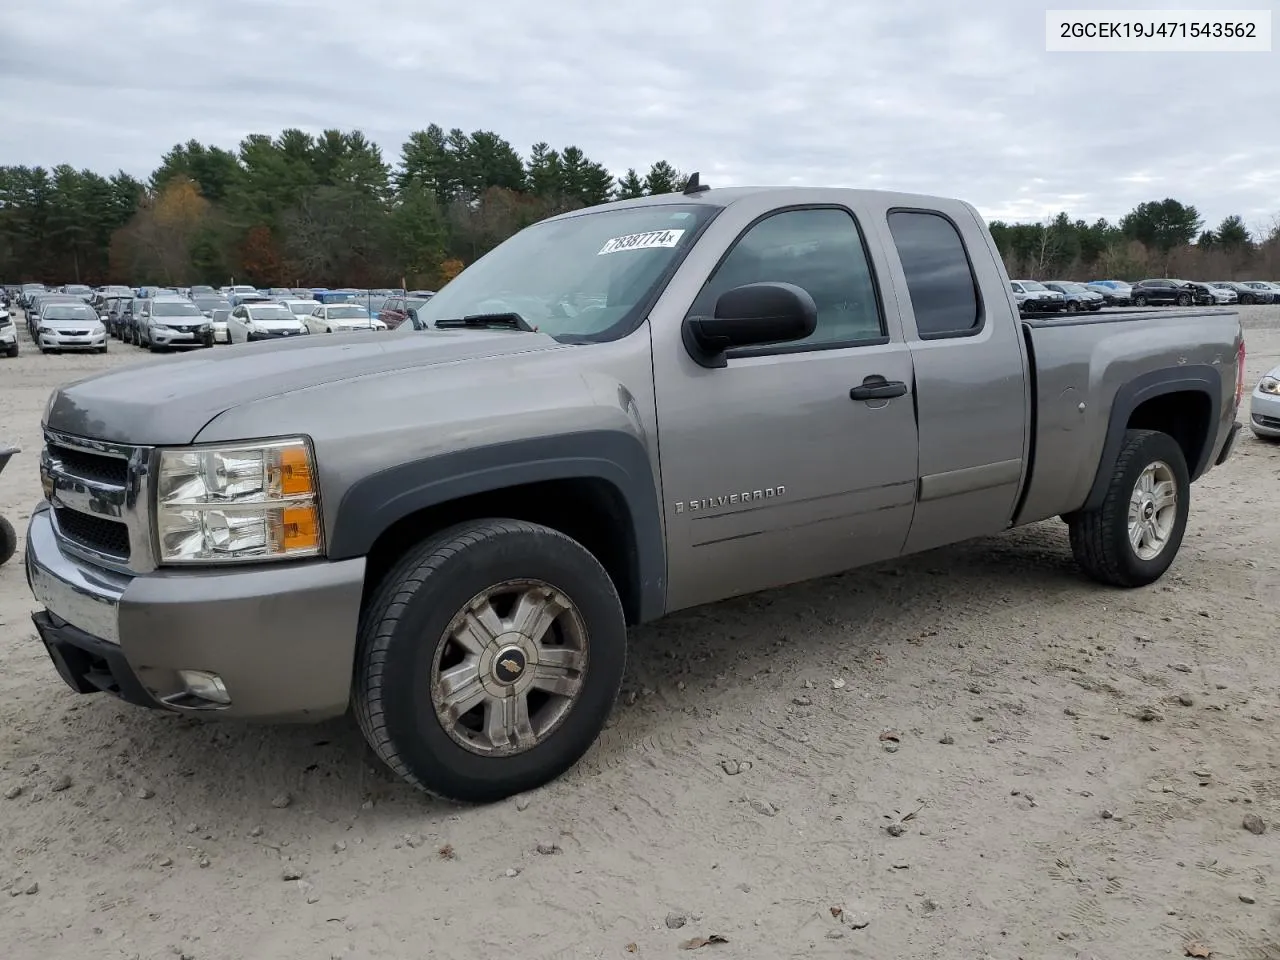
[328,305,369,319]
[414,203,718,340]
[287,301,320,314]
[153,301,202,317]
[64,285,91,294]
[211,309,231,321]
[248,305,296,321]
[193,297,230,310]
[1057,282,1087,293]
[44,304,97,320]
[1020,281,1047,291]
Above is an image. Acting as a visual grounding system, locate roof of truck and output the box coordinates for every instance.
[545,183,974,224]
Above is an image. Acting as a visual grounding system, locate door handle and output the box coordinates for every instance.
[849,376,908,401]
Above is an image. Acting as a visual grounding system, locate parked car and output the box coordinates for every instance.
[1251,366,1280,440]
[1130,279,1195,306]
[33,300,107,354]
[1085,282,1132,306]
[280,298,322,320]
[61,284,94,302]
[1043,281,1104,312]
[227,301,311,342]
[1213,281,1268,304]
[0,307,17,357]
[379,293,435,328]
[1198,281,1239,304]
[1009,280,1064,312]
[305,303,387,333]
[209,307,232,344]
[100,296,134,337]
[1239,282,1276,304]
[136,296,214,351]
[191,294,232,319]
[1190,282,1235,305]
[24,184,1245,803]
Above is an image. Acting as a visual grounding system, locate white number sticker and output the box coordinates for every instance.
[597,228,686,255]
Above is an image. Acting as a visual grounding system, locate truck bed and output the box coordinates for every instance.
[1013,307,1242,527]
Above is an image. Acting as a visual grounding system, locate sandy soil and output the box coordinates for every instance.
[1,308,1278,960]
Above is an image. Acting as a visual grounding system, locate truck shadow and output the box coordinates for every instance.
[57,518,1102,825]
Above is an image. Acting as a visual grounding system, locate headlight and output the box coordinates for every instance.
[154,438,322,564]
[1259,377,1280,396]
[91,323,105,335]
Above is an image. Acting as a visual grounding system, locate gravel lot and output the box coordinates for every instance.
[1,308,1278,960]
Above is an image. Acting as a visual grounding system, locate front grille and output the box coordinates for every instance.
[43,430,153,573]
[60,329,90,336]
[55,508,131,560]
[47,443,128,484]
[1254,414,1280,429]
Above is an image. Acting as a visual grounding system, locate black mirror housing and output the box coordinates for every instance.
[683,281,817,368]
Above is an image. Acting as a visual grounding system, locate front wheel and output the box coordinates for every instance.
[1065,301,1079,313]
[1177,293,1192,306]
[1133,295,1147,306]
[1068,429,1190,588]
[354,519,627,802]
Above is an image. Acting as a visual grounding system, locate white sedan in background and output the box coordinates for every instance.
[305,303,387,334]
[227,302,310,343]
[281,298,322,320]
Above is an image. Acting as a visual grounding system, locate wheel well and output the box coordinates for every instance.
[360,478,643,625]
[1126,390,1211,474]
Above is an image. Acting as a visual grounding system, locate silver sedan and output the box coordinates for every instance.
[1251,365,1280,439]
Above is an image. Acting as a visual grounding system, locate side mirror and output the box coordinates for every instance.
[682,282,817,368]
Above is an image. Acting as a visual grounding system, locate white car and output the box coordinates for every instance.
[305,303,387,334]
[227,302,310,343]
[35,301,108,354]
[0,309,17,357]
[281,299,322,322]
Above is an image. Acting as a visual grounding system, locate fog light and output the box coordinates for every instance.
[177,669,231,705]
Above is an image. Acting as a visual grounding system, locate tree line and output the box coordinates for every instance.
[2,126,1278,288]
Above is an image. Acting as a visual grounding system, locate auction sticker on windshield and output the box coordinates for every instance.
[598,229,686,255]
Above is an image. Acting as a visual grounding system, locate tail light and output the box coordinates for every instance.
[1235,339,1246,410]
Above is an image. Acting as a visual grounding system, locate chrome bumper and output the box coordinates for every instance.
[26,505,127,643]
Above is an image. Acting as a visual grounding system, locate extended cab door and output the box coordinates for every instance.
[652,201,919,612]
[876,204,1030,554]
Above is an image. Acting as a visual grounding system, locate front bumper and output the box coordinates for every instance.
[247,328,307,341]
[150,327,212,347]
[25,504,366,720]
[1251,389,1280,438]
[38,332,106,350]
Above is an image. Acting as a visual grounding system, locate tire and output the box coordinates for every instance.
[1068,429,1190,588]
[0,516,15,566]
[1177,293,1192,306]
[354,519,627,803]
[1134,295,1147,306]
[98,345,108,354]
[5,344,16,358]
[1066,301,1079,313]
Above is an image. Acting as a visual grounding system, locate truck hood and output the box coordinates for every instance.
[44,329,567,445]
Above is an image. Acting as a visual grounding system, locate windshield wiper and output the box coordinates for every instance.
[433,311,537,332]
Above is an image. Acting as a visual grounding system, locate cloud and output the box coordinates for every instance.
[1,0,1276,230]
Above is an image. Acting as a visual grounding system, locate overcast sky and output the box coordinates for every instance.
[2,0,1276,230]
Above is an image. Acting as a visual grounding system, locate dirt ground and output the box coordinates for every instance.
[1,307,1278,960]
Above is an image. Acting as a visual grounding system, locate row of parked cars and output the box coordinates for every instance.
[1,282,440,356]
[1010,277,1280,314]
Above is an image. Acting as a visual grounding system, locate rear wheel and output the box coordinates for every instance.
[1068,429,1189,588]
[1176,293,1192,306]
[354,519,627,802]
[0,516,16,566]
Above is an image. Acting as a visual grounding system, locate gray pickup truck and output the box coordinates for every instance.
[25,183,1245,802]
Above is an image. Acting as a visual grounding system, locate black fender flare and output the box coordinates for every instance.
[1079,364,1222,513]
[326,430,666,622]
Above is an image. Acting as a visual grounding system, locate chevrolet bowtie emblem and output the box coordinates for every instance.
[499,658,522,675]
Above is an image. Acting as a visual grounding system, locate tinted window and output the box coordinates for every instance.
[691,207,884,348]
[153,301,201,317]
[44,304,97,320]
[887,211,980,337]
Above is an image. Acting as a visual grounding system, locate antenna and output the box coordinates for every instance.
[683,171,710,195]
